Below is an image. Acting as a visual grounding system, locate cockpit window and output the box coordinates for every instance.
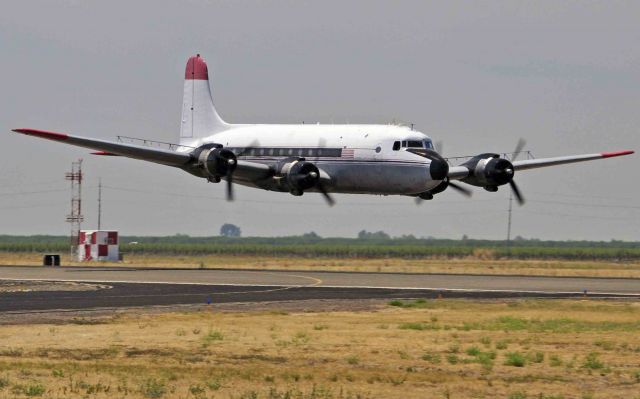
[398,139,434,150]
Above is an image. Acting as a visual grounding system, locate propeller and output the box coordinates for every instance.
[315,137,335,206]
[429,140,474,198]
[448,181,473,197]
[224,140,259,201]
[507,139,526,205]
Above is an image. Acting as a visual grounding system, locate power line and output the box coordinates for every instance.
[527,199,640,210]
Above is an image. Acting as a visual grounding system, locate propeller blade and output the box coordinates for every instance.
[509,180,525,206]
[448,181,473,197]
[415,196,423,205]
[317,184,335,207]
[511,138,526,162]
[226,170,234,201]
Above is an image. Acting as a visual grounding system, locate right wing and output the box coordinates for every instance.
[12,128,275,183]
[12,128,192,167]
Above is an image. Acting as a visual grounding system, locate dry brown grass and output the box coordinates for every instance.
[0,300,639,398]
[2,252,640,278]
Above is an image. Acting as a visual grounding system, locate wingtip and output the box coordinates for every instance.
[601,150,634,158]
[10,128,69,140]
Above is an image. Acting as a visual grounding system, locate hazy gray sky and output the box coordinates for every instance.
[1,0,638,240]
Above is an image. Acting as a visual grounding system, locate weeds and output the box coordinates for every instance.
[388,299,430,308]
[505,352,526,367]
[203,330,224,344]
[421,352,442,364]
[399,322,439,331]
[12,383,45,397]
[141,379,166,398]
[582,353,605,370]
[346,356,359,365]
[313,324,329,331]
[549,355,563,367]
[496,339,509,350]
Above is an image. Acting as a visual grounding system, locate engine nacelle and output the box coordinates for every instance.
[461,153,515,188]
[279,160,320,195]
[198,147,237,180]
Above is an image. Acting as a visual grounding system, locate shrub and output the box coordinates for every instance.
[529,351,544,363]
[421,352,442,364]
[141,379,166,398]
[505,352,526,367]
[12,383,45,397]
[446,354,459,364]
[549,355,563,367]
[496,340,509,350]
[582,353,605,370]
[466,346,481,356]
[203,330,224,342]
[206,379,222,391]
[189,385,205,396]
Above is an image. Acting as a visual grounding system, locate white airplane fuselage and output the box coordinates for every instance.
[181,124,440,195]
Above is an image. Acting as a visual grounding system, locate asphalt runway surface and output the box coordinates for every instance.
[1,266,639,312]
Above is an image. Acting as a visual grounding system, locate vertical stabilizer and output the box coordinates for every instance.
[180,54,228,144]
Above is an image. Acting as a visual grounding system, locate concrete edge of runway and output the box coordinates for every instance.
[5,264,640,282]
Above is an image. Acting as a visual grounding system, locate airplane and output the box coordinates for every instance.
[12,54,634,206]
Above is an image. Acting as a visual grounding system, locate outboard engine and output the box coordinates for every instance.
[196,145,237,182]
[460,153,515,191]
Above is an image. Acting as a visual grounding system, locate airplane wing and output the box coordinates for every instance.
[448,150,633,180]
[12,128,192,167]
[512,151,634,171]
[11,128,274,182]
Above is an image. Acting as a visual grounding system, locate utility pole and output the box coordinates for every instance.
[506,190,513,246]
[97,178,102,230]
[65,159,84,259]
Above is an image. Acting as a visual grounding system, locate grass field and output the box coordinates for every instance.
[0,299,639,398]
[1,252,639,278]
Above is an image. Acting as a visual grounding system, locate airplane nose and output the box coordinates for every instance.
[429,158,449,180]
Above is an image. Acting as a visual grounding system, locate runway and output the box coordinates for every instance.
[0,266,639,312]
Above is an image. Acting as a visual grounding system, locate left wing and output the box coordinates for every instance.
[448,150,634,180]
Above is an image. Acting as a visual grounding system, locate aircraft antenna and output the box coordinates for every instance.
[65,159,84,259]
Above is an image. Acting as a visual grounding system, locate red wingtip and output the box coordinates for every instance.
[12,128,69,140]
[185,54,208,80]
[91,151,119,156]
[601,150,634,158]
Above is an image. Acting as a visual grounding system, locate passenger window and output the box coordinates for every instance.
[393,141,400,151]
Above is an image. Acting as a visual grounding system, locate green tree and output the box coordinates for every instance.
[219,224,241,237]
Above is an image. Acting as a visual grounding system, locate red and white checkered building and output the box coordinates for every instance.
[78,230,119,261]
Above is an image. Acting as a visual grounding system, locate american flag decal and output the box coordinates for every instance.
[341,148,354,159]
